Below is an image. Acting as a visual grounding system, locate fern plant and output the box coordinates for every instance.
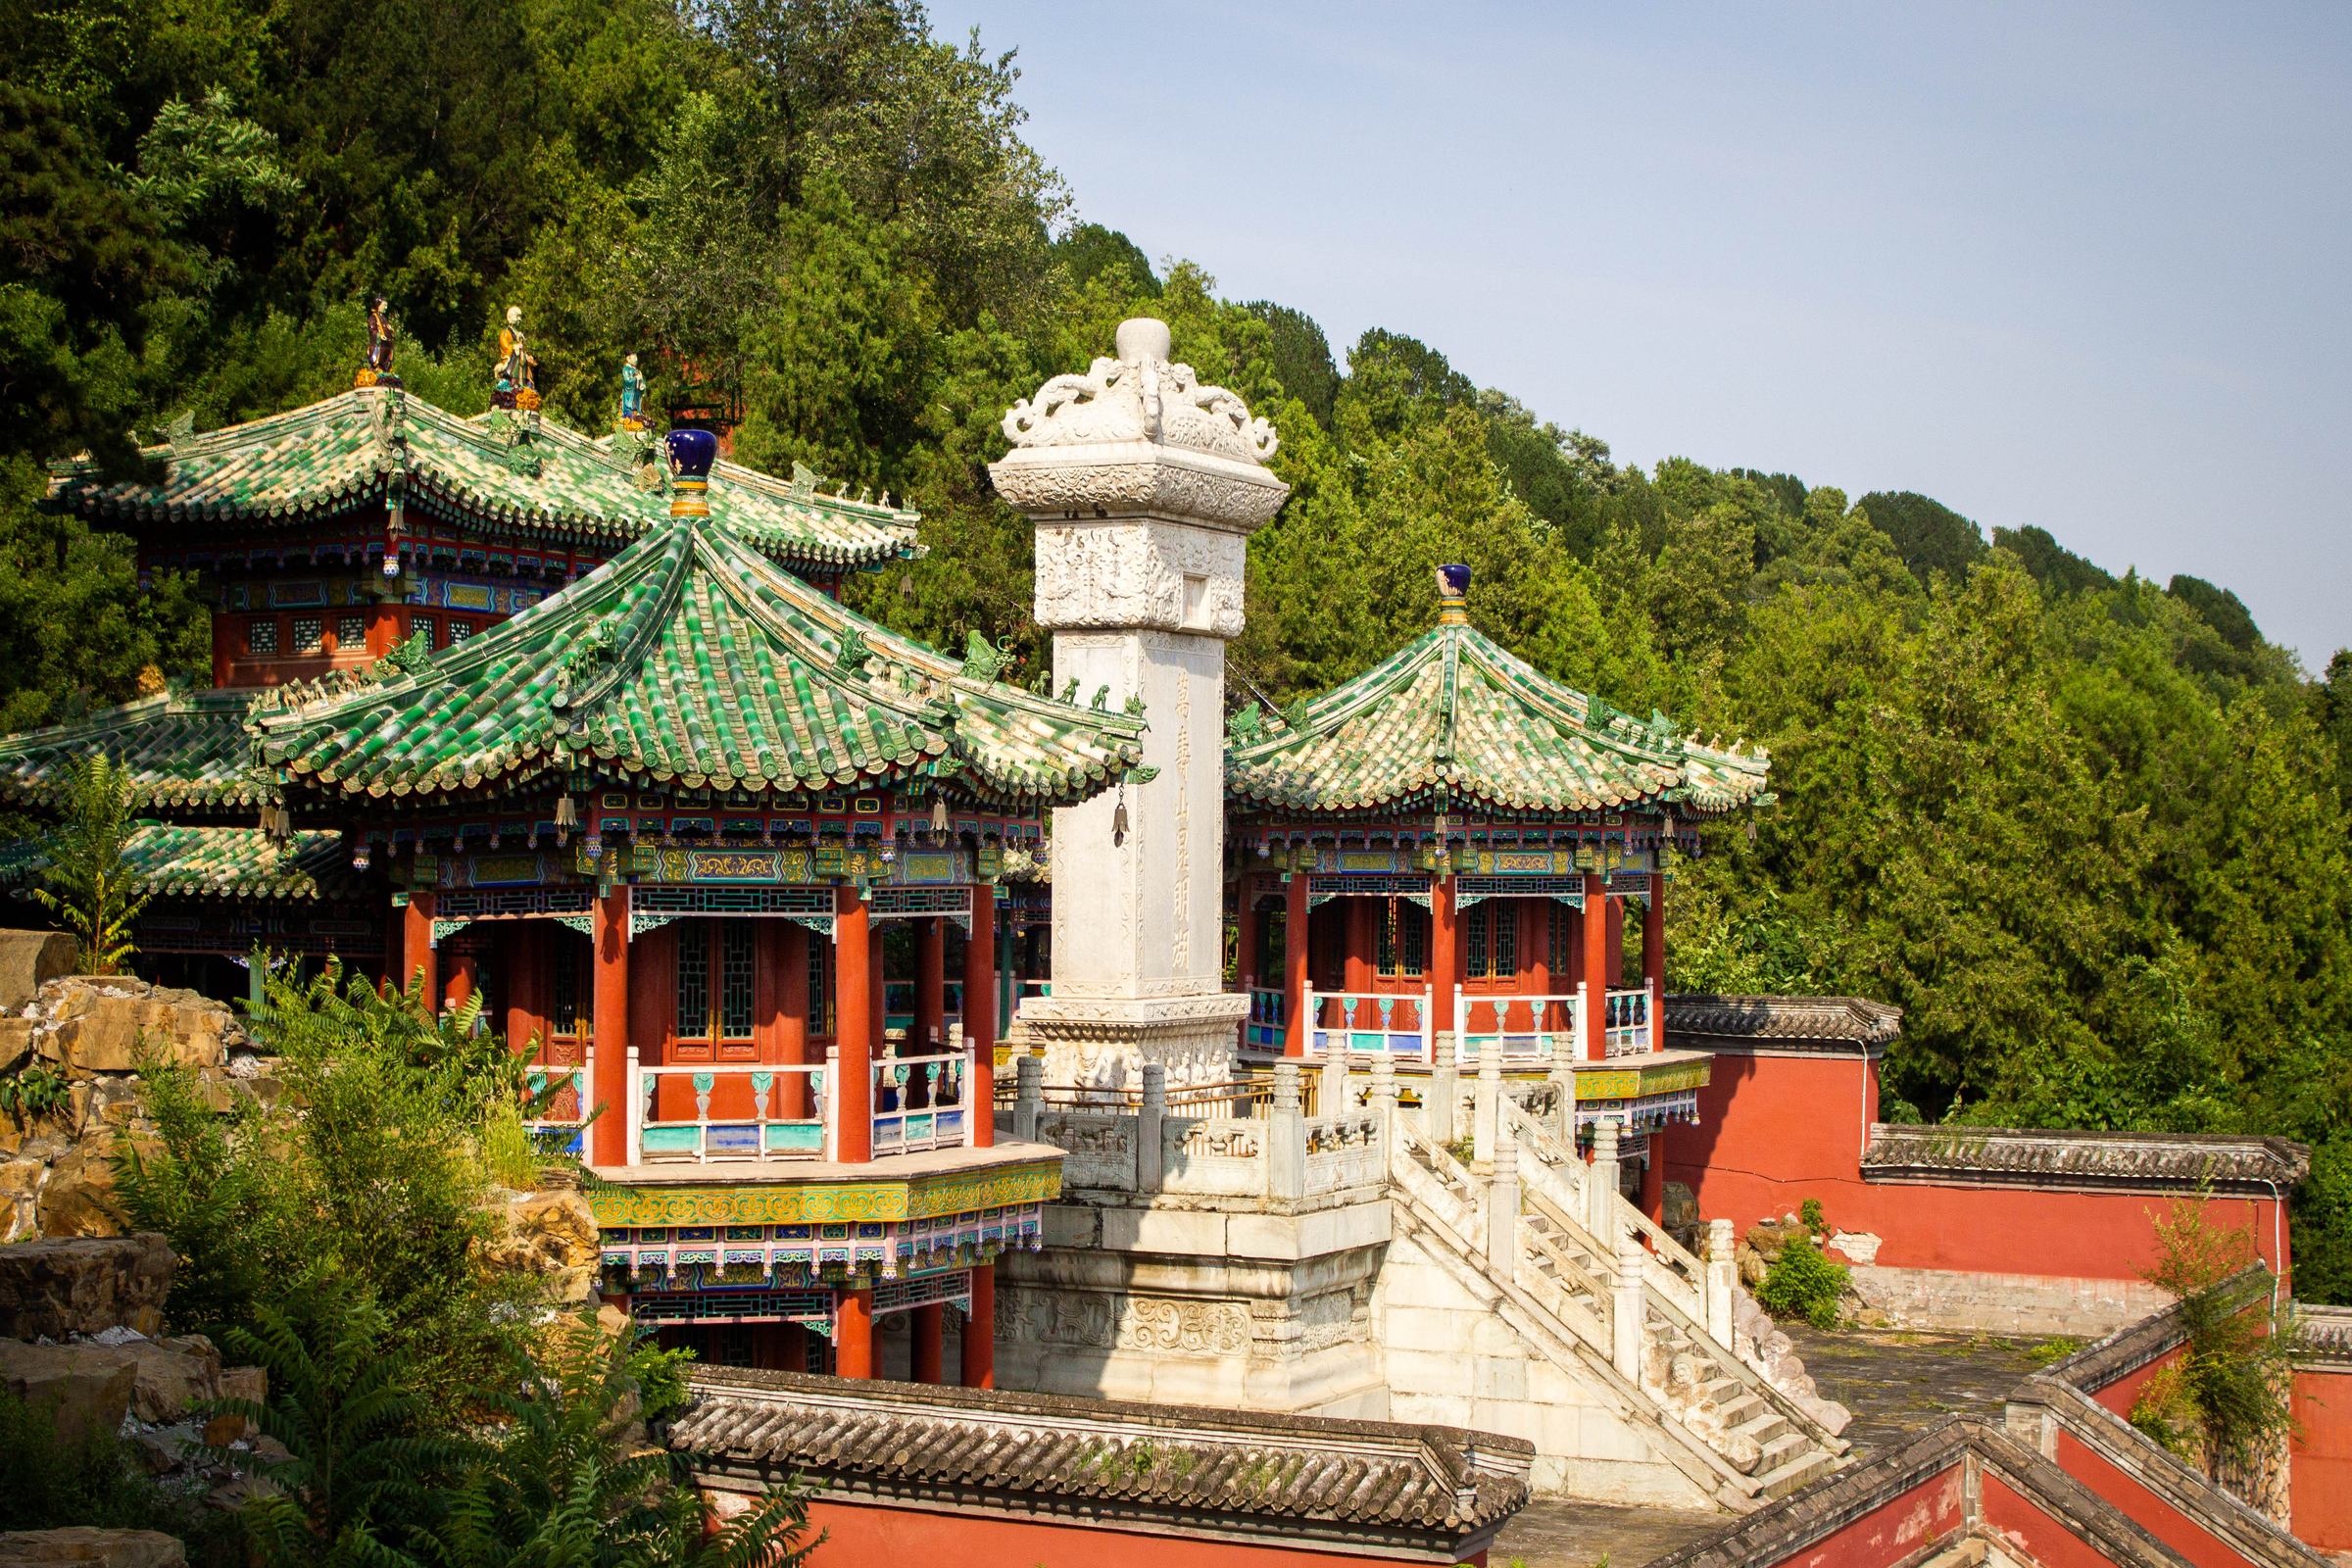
[31,755,149,974]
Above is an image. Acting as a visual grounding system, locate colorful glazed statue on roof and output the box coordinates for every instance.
[495,306,539,412]
[618,353,645,430]
[355,297,401,389]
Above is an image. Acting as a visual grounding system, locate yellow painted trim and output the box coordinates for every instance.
[588,1158,1061,1227]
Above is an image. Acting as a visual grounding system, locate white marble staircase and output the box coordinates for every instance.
[1386,1102,1846,1509]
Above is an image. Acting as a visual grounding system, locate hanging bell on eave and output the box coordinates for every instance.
[930,794,950,836]
[1111,794,1129,846]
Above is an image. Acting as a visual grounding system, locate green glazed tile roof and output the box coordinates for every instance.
[250,514,1145,807]
[0,692,273,811]
[1226,621,1770,816]
[0,824,360,901]
[45,389,921,571]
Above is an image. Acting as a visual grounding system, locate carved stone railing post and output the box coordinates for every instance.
[1589,1117,1620,1240]
[1269,1060,1304,1201]
[1369,1050,1397,1145]
[1707,1216,1737,1349]
[1013,1054,1043,1144]
[1473,1040,1501,1173]
[1319,1051,1349,1120]
[1138,1062,1166,1194]
[1430,1031,1459,1147]
[1488,1128,1520,1278]
[1613,1221,1647,1383]
[1549,1025,1578,1143]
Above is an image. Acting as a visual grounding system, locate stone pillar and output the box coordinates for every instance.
[962,1265,996,1389]
[1319,1051,1348,1120]
[1488,1129,1520,1279]
[965,887,996,1147]
[1707,1217,1737,1348]
[1369,1049,1397,1139]
[835,888,873,1164]
[990,318,1288,1092]
[590,887,628,1168]
[913,915,943,1055]
[836,1289,874,1379]
[1582,875,1608,1061]
[1012,1054,1042,1143]
[1590,1118,1620,1240]
[1283,867,1309,1057]
[1644,872,1667,1053]
[403,890,437,1004]
[1473,1032,1502,1172]
[1137,1062,1166,1193]
[1268,1060,1303,1200]
[910,1302,944,1384]
[1613,1223,1646,1383]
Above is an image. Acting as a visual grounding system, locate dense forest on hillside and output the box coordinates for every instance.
[5,0,2351,1296]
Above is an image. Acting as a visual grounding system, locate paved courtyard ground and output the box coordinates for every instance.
[1487,1327,2058,1567]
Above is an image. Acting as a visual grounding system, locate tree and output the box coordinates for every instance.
[31,755,148,973]
[1856,489,1985,588]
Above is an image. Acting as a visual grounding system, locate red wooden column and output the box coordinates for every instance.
[1430,872,1458,1052]
[964,888,996,1148]
[1282,865,1310,1056]
[778,923,810,1118]
[503,925,540,1062]
[444,953,478,1014]
[590,886,629,1167]
[402,890,438,1005]
[961,1264,995,1389]
[910,1301,944,1383]
[1644,872,1667,1053]
[834,888,874,1164]
[836,1288,874,1378]
[1582,874,1608,1061]
[915,917,945,1053]
[1642,1122,1667,1223]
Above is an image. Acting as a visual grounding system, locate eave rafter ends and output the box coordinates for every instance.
[42,388,923,571]
[1223,622,1772,819]
[246,514,1144,812]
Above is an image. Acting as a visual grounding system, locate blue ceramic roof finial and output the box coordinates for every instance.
[1435,564,1471,625]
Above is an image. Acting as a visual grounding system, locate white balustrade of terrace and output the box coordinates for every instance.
[620,1044,976,1165]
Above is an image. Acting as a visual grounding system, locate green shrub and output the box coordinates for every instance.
[1756,1238,1849,1329]
[1798,1198,1827,1232]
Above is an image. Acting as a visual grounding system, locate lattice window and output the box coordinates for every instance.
[719,920,755,1037]
[1492,902,1516,979]
[551,933,581,1036]
[448,620,473,645]
[1465,906,1489,979]
[247,617,277,655]
[633,886,832,916]
[808,934,833,1038]
[675,929,710,1038]
[1375,899,1428,977]
[1549,902,1571,979]
[414,616,437,649]
[336,614,366,649]
[292,616,323,654]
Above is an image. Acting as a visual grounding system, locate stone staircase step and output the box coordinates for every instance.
[1756,1431,1811,1472]
[1752,1447,1838,1500]
[1729,1409,1788,1447]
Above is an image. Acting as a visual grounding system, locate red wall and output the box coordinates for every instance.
[1746,1463,1964,1568]
[2085,1344,2184,1422]
[2290,1367,2352,1550]
[800,1498,1483,1568]
[1978,1471,2144,1568]
[2050,1428,2247,1568]
[1668,1051,2289,1282]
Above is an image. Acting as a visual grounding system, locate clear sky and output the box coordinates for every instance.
[927,2,2352,667]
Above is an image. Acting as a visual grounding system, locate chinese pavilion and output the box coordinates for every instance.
[6,370,1150,1385]
[1222,563,1773,1203]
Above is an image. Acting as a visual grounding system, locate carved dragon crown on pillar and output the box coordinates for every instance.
[990,318,1290,533]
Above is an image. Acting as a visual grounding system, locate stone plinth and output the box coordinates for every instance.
[990,319,1288,1091]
